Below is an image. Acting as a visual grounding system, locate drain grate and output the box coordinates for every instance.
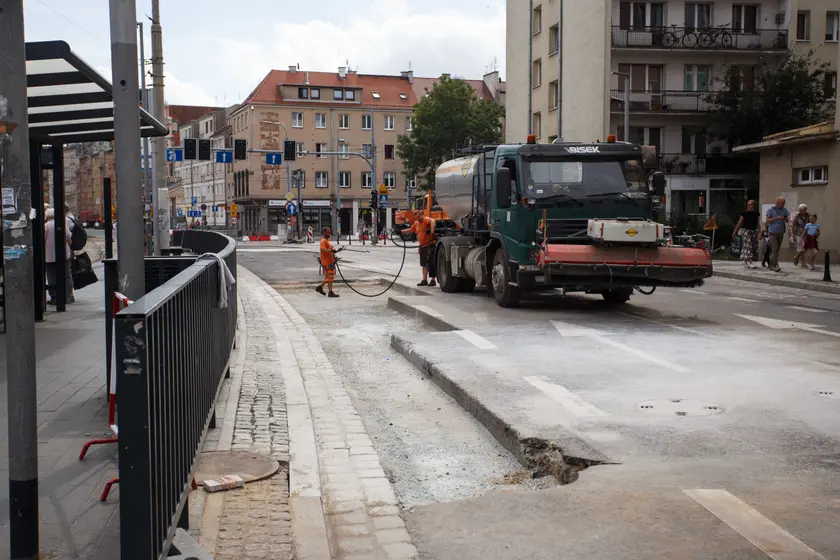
[636,399,724,417]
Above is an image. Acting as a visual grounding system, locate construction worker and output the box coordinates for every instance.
[403,215,437,287]
[316,226,343,297]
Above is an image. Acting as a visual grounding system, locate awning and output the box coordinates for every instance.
[25,40,168,143]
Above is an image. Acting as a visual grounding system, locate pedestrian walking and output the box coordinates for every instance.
[44,208,74,304]
[315,226,343,298]
[403,215,437,287]
[790,204,809,267]
[732,199,760,268]
[764,197,789,272]
[803,214,820,270]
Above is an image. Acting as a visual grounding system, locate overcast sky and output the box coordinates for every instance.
[23,0,506,107]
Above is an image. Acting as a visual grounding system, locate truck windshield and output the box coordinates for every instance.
[522,158,647,199]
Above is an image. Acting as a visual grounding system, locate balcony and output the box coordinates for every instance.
[610,90,711,113]
[658,153,758,175]
[611,26,788,51]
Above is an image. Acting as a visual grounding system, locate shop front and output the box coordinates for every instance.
[302,200,332,233]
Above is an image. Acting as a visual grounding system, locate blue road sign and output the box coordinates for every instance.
[285,202,297,215]
[191,197,197,206]
[212,205,218,212]
[166,148,183,162]
[187,210,199,217]
[265,152,282,165]
[378,194,389,207]
[177,209,183,217]
[216,150,233,164]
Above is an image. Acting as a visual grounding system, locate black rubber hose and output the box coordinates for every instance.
[333,232,411,298]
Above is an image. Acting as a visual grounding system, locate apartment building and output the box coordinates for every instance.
[507,0,839,225]
[62,142,115,226]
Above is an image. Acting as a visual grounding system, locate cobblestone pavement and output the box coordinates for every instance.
[241,266,419,560]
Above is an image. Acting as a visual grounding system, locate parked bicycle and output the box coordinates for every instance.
[697,24,734,48]
[662,24,734,49]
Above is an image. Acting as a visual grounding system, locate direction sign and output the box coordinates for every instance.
[212,205,218,212]
[166,148,183,162]
[285,201,298,216]
[177,209,183,217]
[191,197,197,206]
[265,152,282,165]
[379,184,389,194]
[215,150,233,164]
[378,194,389,207]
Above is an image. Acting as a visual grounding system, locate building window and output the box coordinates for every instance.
[827,12,839,42]
[296,142,305,156]
[362,143,372,158]
[407,177,416,190]
[549,24,559,54]
[548,80,558,110]
[384,145,395,159]
[372,91,381,99]
[339,171,351,188]
[339,113,350,129]
[362,172,372,188]
[681,127,706,155]
[362,114,372,130]
[797,11,811,41]
[685,3,712,31]
[532,58,542,88]
[384,115,395,130]
[406,116,413,131]
[399,92,407,100]
[684,65,710,92]
[316,143,327,158]
[316,113,327,128]
[532,4,542,34]
[298,87,308,99]
[292,112,303,128]
[383,172,396,188]
[316,172,329,188]
[345,90,356,100]
[796,166,828,185]
[334,89,343,100]
[826,72,838,99]
[311,88,320,99]
[532,112,541,139]
[339,142,350,159]
[732,4,758,34]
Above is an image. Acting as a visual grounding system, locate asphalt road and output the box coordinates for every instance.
[240,242,840,560]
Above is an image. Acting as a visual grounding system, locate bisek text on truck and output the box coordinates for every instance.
[430,135,713,308]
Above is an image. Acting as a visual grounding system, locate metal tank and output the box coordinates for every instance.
[435,155,482,225]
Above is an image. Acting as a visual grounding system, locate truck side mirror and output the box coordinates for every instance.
[496,167,512,209]
[651,172,666,197]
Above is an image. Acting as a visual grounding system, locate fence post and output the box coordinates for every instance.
[824,251,832,282]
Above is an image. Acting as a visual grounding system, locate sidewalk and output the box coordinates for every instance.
[0,264,119,559]
[713,259,840,294]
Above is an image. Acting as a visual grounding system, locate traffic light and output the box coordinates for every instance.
[234,139,247,160]
[370,190,378,209]
[198,139,211,161]
[184,138,197,160]
[284,140,296,162]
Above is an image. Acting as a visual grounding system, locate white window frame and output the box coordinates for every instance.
[295,142,305,156]
[338,142,350,159]
[362,114,372,130]
[548,80,559,110]
[316,143,327,159]
[532,4,542,35]
[361,172,372,188]
[362,143,372,158]
[338,113,350,129]
[339,171,351,188]
[315,113,327,129]
[345,89,356,100]
[407,177,416,190]
[532,58,542,88]
[797,166,828,185]
[549,24,559,54]
[384,115,395,130]
[311,88,321,99]
[371,91,381,100]
[315,171,329,188]
[292,112,304,128]
[333,89,343,100]
[827,12,839,42]
[684,64,711,92]
[383,172,396,188]
[796,10,811,41]
[406,116,413,131]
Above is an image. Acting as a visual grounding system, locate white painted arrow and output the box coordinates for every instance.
[551,321,689,372]
[735,314,840,338]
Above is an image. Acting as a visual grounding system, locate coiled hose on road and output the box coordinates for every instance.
[333,232,416,298]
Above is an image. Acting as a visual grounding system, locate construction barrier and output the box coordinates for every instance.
[79,291,132,501]
[307,226,314,243]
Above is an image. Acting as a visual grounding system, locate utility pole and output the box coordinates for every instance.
[138,22,152,253]
[370,108,377,245]
[150,0,169,253]
[211,145,217,228]
[0,2,39,558]
[110,0,146,301]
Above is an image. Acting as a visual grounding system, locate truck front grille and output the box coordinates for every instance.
[545,219,589,240]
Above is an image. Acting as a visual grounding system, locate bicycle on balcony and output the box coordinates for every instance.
[696,24,734,48]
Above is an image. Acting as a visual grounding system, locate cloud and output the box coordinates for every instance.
[165,72,221,107]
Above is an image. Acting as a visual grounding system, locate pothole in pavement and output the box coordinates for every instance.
[636,399,724,417]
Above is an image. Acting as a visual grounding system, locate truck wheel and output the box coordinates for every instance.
[436,247,476,294]
[602,288,633,304]
[492,250,520,308]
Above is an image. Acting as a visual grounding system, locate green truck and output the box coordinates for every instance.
[431,137,714,308]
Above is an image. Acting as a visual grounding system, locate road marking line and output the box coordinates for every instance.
[454,330,497,350]
[687,290,709,295]
[683,489,826,560]
[614,311,709,336]
[523,375,605,417]
[727,296,759,303]
[787,305,828,313]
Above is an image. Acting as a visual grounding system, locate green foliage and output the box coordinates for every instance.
[705,50,833,149]
[397,76,504,189]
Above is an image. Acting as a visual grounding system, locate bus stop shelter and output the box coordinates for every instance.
[13,40,168,321]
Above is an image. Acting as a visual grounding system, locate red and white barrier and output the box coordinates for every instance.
[240,235,279,242]
[79,292,133,501]
[307,226,314,243]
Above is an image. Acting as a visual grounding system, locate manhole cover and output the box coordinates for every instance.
[636,399,723,417]
[194,451,281,485]
[817,390,838,398]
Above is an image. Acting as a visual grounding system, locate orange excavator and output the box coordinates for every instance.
[394,191,456,240]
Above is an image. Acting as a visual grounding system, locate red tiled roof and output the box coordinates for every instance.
[166,104,223,126]
[244,70,417,109]
[411,77,494,102]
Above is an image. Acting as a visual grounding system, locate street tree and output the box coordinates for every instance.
[705,50,834,150]
[397,76,503,189]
